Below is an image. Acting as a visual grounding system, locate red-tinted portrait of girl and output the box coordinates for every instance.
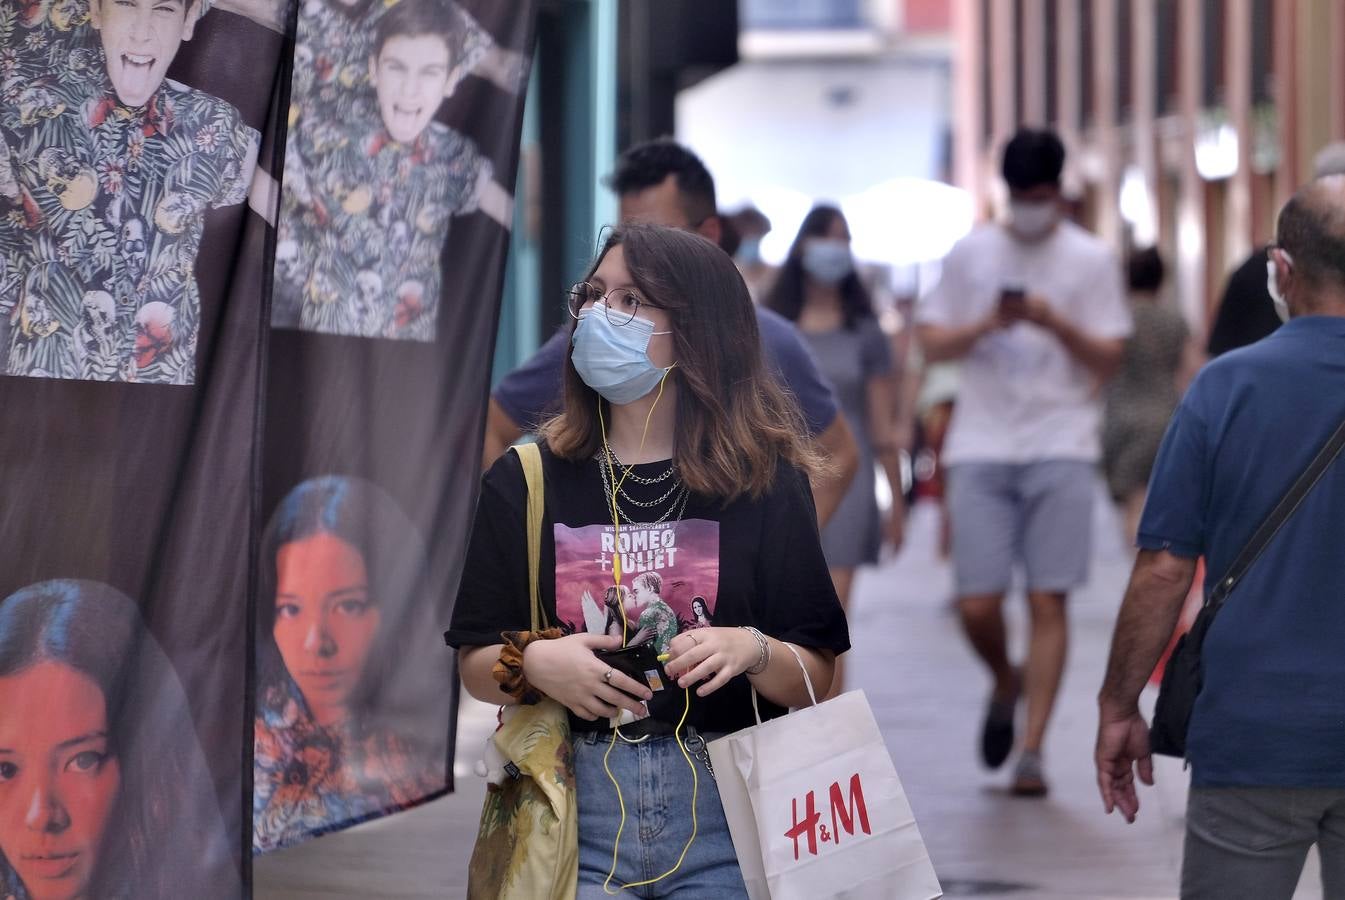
[252,476,446,853]
[0,580,238,900]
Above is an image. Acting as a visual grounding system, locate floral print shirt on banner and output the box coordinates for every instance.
[252,681,442,853]
[276,120,491,340]
[0,1,256,384]
[4,81,256,381]
[271,0,516,340]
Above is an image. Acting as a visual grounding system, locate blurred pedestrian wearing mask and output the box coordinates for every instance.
[1101,247,1202,545]
[766,205,903,697]
[729,205,777,302]
[916,128,1131,796]
[1206,142,1345,357]
[448,223,848,898]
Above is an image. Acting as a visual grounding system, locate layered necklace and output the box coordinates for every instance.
[598,444,691,525]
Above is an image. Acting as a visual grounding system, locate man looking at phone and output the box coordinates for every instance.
[916,128,1131,795]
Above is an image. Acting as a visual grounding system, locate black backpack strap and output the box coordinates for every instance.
[1208,415,1345,609]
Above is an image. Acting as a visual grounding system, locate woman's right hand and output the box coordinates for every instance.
[523,633,653,721]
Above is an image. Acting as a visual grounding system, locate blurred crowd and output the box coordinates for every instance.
[472,127,1345,899]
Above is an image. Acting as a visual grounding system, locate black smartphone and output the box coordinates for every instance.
[595,641,669,694]
[998,284,1027,316]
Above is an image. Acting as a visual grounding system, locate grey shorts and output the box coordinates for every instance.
[945,461,1095,597]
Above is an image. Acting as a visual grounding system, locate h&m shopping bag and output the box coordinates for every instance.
[708,645,942,900]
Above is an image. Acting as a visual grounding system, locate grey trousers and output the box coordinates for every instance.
[1182,786,1345,899]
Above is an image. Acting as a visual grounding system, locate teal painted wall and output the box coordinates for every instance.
[491,0,617,387]
[491,64,540,387]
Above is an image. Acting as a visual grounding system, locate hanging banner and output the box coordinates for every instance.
[0,0,288,896]
[253,0,537,852]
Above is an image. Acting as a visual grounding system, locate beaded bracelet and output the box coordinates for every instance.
[739,625,771,675]
[493,628,562,704]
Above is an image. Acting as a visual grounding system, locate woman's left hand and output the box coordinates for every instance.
[885,500,906,552]
[663,627,758,697]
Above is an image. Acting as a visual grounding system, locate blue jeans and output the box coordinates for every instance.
[573,729,749,899]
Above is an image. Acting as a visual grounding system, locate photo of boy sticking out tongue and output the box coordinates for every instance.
[2,0,259,384]
[275,0,513,341]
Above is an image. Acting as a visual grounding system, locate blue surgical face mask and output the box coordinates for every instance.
[801,239,853,284]
[571,302,674,405]
[736,236,763,266]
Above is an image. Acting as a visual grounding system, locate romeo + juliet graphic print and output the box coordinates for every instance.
[554,519,720,655]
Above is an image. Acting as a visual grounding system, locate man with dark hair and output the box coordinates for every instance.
[1097,176,1345,898]
[1000,129,1067,196]
[917,127,1131,795]
[482,138,859,525]
[606,137,718,228]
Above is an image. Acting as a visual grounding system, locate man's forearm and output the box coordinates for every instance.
[812,415,859,526]
[481,397,525,471]
[478,46,530,94]
[214,0,287,31]
[878,449,904,509]
[916,322,991,363]
[1049,316,1125,381]
[1099,550,1197,713]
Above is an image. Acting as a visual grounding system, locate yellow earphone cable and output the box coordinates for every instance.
[594,370,700,893]
[601,683,699,894]
[598,365,674,599]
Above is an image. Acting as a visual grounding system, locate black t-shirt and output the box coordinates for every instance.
[445,444,850,734]
[1207,246,1283,357]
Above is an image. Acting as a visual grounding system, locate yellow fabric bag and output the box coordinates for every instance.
[466,443,578,900]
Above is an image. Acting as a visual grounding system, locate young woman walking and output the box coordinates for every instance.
[447,223,849,897]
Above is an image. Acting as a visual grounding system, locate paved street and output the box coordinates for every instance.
[255,490,1323,899]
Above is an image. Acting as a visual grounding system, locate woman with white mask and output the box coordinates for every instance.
[766,205,905,698]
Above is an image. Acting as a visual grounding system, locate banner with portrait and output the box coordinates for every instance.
[254,0,538,852]
[1,0,537,883]
[0,0,288,896]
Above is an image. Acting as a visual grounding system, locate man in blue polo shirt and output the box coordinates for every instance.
[481,138,859,523]
[1096,175,1345,898]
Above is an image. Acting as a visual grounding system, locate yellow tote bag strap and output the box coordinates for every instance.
[512,443,548,631]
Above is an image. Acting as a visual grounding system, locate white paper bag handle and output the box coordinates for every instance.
[748,641,819,725]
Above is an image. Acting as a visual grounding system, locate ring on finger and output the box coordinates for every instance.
[603,668,615,684]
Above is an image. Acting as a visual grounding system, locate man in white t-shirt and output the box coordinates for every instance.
[916,129,1131,796]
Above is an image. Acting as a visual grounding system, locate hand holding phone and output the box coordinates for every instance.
[595,641,669,695]
[998,285,1028,321]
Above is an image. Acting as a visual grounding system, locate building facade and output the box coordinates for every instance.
[952,0,1345,330]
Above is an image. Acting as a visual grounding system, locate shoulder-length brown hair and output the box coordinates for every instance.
[542,223,818,502]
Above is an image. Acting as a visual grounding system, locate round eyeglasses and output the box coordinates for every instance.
[566,281,647,327]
